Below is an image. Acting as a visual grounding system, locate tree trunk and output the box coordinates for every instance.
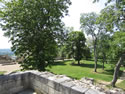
[105,60,107,64]
[94,38,98,72]
[102,60,104,70]
[94,56,97,72]
[102,53,105,70]
[111,54,125,87]
[78,60,80,65]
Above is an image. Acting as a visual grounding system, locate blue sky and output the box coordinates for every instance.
[0,0,106,49]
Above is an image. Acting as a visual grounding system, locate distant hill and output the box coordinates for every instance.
[0,49,14,56]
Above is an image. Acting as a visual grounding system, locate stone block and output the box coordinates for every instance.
[0,75,9,84]
[36,75,48,85]
[48,87,55,94]
[47,78,56,88]
[30,72,49,85]
[52,76,72,91]
[40,83,49,93]
[33,84,48,94]
[85,89,104,94]
[9,86,24,94]
[3,81,17,90]
[0,90,9,94]
[60,81,75,94]
[54,90,61,94]
[33,79,42,88]
[71,86,89,94]
[55,76,72,83]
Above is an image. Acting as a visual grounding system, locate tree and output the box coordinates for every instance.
[110,32,125,87]
[94,0,125,29]
[66,31,86,65]
[96,16,111,69]
[84,46,92,60]
[56,27,74,60]
[97,33,110,69]
[97,3,125,86]
[0,0,71,71]
[80,12,99,72]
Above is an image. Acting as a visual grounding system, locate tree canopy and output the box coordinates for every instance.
[0,0,71,71]
[66,31,86,64]
[80,12,99,72]
[94,0,125,87]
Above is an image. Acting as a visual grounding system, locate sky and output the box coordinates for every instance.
[0,0,106,49]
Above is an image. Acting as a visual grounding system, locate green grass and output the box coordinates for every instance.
[0,71,6,75]
[47,60,124,82]
[116,80,125,90]
[11,70,21,73]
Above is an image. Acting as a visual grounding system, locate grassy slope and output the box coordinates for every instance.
[0,71,6,75]
[47,60,124,82]
[116,80,125,90]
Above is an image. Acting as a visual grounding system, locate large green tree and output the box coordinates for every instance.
[66,31,86,65]
[0,0,71,71]
[80,12,99,72]
[99,4,125,86]
[95,0,125,86]
[96,16,111,70]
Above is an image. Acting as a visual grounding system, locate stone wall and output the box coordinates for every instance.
[29,71,104,94]
[0,71,104,94]
[0,72,30,94]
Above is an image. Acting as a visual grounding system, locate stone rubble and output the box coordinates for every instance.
[69,77,125,94]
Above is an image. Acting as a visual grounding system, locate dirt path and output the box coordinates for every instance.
[97,77,124,85]
[0,63,21,74]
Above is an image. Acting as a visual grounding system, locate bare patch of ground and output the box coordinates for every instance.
[0,63,21,74]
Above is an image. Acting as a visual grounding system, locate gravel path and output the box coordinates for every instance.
[0,63,21,74]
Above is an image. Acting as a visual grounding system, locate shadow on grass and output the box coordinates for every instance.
[52,61,67,66]
[99,69,123,76]
[101,69,114,75]
[71,63,103,68]
[0,74,4,76]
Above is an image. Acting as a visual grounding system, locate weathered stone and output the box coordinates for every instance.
[9,86,24,94]
[71,86,89,94]
[80,77,94,85]
[54,90,61,94]
[0,70,124,94]
[47,76,56,88]
[60,81,75,94]
[48,87,55,94]
[55,76,72,83]
[109,90,120,94]
[85,89,105,94]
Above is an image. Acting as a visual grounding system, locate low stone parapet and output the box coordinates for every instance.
[0,71,107,94]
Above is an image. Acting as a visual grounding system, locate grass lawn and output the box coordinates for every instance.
[0,71,6,75]
[47,60,124,82]
[116,80,125,90]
